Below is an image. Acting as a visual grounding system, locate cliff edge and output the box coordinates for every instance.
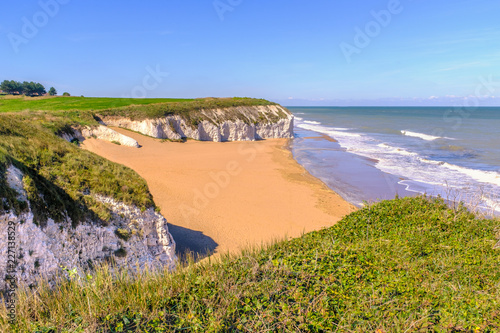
[96,104,294,142]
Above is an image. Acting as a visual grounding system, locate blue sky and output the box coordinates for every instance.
[1,0,500,106]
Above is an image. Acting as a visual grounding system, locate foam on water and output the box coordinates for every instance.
[293,114,500,213]
[401,130,455,141]
[296,123,361,137]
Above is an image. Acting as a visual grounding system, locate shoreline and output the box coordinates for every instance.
[82,128,356,258]
[292,126,418,207]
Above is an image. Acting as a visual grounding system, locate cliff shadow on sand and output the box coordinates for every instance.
[167,223,218,261]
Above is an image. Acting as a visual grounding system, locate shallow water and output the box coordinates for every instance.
[289,107,500,213]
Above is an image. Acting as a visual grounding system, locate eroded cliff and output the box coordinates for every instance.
[97,105,294,142]
[0,165,176,289]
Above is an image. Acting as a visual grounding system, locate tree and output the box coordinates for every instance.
[62,92,71,96]
[22,81,46,96]
[22,81,35,96]
[48,87,57,96]
[0,80,23,94]
[34,82,46,95]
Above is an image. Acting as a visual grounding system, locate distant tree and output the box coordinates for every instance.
[22,81,35,96]
[62,92,71,96]
[35,82,46,95]
[0,80,11,93]
[0,80,23,94]
[22,81,46,97]
[48,87,57,96]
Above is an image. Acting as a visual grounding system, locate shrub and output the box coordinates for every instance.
[114,248,127,258]
[114,228,132,241]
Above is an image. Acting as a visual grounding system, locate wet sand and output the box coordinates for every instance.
[82,128,355,258]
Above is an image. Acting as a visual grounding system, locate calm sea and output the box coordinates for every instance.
[288,107,500,214]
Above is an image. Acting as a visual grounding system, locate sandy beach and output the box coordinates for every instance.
[82,128,355,258]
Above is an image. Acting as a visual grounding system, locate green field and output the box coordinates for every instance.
[0,95,193,113]
[2,196,499,332]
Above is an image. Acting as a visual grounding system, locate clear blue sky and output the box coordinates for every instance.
[1,0,500,106]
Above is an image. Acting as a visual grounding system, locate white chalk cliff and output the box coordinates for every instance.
[0,165,176,289]
[97,105,294,142]
[60,125,140,147]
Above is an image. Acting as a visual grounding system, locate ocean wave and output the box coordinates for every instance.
[482,197,500,212]
[412,156,500,186]
[377,143,418,156]
[296,123,362,138]
[303,120,321,125]
[441,163,500,187]
[401,130,454,141]
[294,117,303,121]
[295,120,500,191]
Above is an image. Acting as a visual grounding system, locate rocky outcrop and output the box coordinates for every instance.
[60,125,139,148]
[98,105,294,142]
[0,165,176,289]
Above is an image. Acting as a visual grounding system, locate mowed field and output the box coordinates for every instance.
[0,95,193,113]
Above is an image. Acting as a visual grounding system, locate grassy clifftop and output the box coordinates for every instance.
[0,95,193,113]
[4,196,499,332]
[96,97,276,119]
[0,95,275,115]
[95,97,281,126]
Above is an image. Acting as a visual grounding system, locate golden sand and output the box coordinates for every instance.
[82,128,355,258]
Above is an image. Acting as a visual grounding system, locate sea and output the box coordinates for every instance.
[288,107,500,214]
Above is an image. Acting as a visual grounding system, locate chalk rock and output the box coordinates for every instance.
[99,105,294,142]
[0,166,176,289]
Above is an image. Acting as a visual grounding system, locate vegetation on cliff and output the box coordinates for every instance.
[0,111,154,226]
[2,196,499,332]
[95,97,281,126]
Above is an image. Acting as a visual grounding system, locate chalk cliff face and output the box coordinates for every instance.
[97,105,294,142]
[60,125,139,147]
[0,165,176,289]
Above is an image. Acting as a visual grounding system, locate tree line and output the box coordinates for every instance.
[0,80,57,97]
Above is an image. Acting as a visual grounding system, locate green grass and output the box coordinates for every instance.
[3,196,499,332]
[0,111,154,226]
[0,96,193,113]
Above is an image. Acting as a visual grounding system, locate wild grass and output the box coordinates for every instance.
[0,112,154,226]
[2,196,499,332]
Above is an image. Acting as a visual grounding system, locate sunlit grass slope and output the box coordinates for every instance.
[3,196,499,332]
